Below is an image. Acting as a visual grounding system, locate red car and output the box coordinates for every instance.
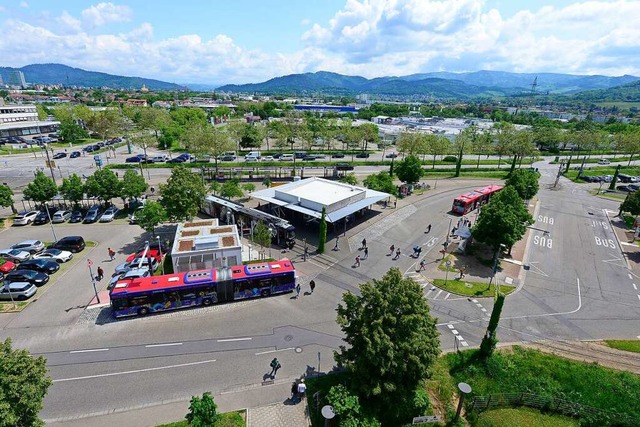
[0,258,17,273]
[125,249,163,264]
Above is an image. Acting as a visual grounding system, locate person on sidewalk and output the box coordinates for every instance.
[269,358,280,377]
[297,379,307,397]
[333,236,340,251]
[363,247,368,259]
[418,259,426,271]
[295,283,301,299]
[361,238,367,249]
[354,255,360,267]
[309,280,316,294]
[291,382,298,400]
[108,248,115,261]
[426,224,432,233]
[96,266,104,281]
[389,244,395,255]
[459,266,466,279]
[394,248,401,260]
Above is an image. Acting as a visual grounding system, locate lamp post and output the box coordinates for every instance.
[2,283,17,309]
[453,382,472,422]
[44,202,57,243]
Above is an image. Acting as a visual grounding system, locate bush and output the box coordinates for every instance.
[443,155,458,163]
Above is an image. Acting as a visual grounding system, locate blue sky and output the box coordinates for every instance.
[1,1,639,86]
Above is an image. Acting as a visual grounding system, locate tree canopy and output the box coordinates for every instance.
[160,166,206,221]
[472,186,534,252]
[185,392,220,427]
[134,201,167,237]
[335,268,440,425]
[620,190,640,215]
[23,171,58,204]
[219,179,244,199]
[0,184,14,208]
[505,168,540,200]
[121,170,148,201]
[363,172,397,196]
[84,169,123,204]
[58,174,85,206]
[394,154,424,184]
[0,338,52,427]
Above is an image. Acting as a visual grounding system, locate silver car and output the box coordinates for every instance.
[13,210,39,225]
[0,282,37,301]
[52,210,72,223]
[0,249,31,263]
[11,240,46,254]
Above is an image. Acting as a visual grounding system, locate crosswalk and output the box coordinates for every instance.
[405,272,459,301]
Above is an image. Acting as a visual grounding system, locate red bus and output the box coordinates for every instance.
[110,259,296,318]
[451,185,503,215]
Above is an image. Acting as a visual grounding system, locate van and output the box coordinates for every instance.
[280,154,294,162]
[246,151,261,159]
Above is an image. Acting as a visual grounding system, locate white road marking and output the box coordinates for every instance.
[461,341,469,347]
[481,308,487,312]
[471,299,478,303]
[53,359,217,383]
[444,293,451,300]
[69,348,109,354]
[145,342,183,348]
[637,295,640,302]
[217,337,252,343]
[434,289,443,299]
[633,284,638,291]
[503,277,582,320]
[629,274,633,280]
[447,324,454,329]
[451,330,459,335]
[255,347,295,355]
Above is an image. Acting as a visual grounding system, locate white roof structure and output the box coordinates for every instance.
[251,177,390,223]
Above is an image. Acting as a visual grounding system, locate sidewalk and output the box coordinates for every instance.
[606,210,640,272]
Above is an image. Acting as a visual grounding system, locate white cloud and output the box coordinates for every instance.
[0,0,639,85]
[81,2,132,28]
[20,1,29,8]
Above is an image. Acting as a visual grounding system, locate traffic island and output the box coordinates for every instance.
[431,278,515,297]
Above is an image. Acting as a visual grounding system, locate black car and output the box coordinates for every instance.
[137,240,170,254]
[303,155,319,161]
[83,205,103,223]
[331,153,345,158]
[69,210,84,223]
[336,162,355,171]
[126,155,146,163]
[166,158,185,163]
[355,152,370,158]
[5,269,49,287]
[52,152,67,159]
[220,155,236,161]
[48,236,86,253]
[17,259,60,274]
[32,211,51,225]
[70,151,81,158]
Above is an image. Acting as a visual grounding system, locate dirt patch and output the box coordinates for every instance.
[181,230,200,237]
[222,236,236,246]
[178,240,193,251]
[444,242,497,279]
[184,220,214,228]
[211,226,234,234]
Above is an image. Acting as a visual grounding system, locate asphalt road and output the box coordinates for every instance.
[1,151,639,422]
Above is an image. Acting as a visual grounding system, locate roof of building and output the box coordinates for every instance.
[251,177,390,223]
[172,218,241,256]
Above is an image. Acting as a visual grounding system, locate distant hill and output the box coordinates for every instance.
[216,70,640,99]
[571,80,640,102]
[0,63,186,91]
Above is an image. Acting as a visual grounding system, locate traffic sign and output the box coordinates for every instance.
[87,259,93,267]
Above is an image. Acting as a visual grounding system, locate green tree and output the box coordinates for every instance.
[426,134,451,169]
[318,207,327,254]
[23,171,58,204]
[335,268,440,425]
[396,132,421,155]
[453,125,475,177]
[121,170,148,201]
[85,169,123,204]
[472,132,494,168]
[185,392,220,427]
[135,201,167,237]
[242,183,256,194]
[509,129,536,174]
[505,168,540,200]
[326,384,381,427]
[58,121,88,143]
[394,155,424,184]
[479,294,505,359]
[0,338,53,427]
[252,221,272,257]
[339,173,358,185]
[160,166,207,221]
[362,172,397,196]
[0,184,14,208]
[472,186,534,253]
[58,174,85,207]
[620,190,640,216]
[182,123,235,176]
[219,179,244,199]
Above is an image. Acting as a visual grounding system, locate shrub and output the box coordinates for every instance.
[443,155,458,163]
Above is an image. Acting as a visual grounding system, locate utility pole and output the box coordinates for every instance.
[553,161,565,188]
[43,146,56,184]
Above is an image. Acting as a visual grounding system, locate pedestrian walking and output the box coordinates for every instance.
[389,244,395,255]
[363,247,368,259]
[426,224,432,233]
[361,238,367,249]
[394,248,401,260]
[108,248,115,261]
[297,379,307,397]
[354,255,360,267]
[295,283,301,299]
[309,280,316,294]
[269,358,281,377]
[291,382,298,399]
[97,266,104,281]
[333,236,340,251]
[304,245,309,261]
[459,266,466,279]
[419,259,426,271]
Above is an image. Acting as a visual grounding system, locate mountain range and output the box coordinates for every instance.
[0,63,186,91]
[216,70,640,99]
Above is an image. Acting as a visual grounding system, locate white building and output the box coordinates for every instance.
[171,219,242,272]
[0,103,59,138]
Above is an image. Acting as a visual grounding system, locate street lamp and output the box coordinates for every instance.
[44,202,57,243]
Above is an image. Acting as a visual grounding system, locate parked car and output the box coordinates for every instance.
[598,159,611,165]
[18,259,60,274]
[151,155,168,162]
[0,249,31,263]
[355,152,370,158]
[0,282,37,301]
[244,155,259,162]
[11,240,45,254]
[294,151,307,159]
[136,241,170,254]
[70,151,81,158]
[108,268,152,291]
[220,155,236,161]
[69,210,84,223]
[128,206,145,224]
[0,258,17,273]
[32,211,51,225]
[83,205,103,223]
[4,270,49,287]
[331,153,345,158]
[125,154,147,163]
[177,153,192,161]
[13,210,39,225]
[628,184,640,191]
[617,185,632,192]
[125,249,163,263]
[114,257,159,275]
[279,154,295,162]
[52,210,72,223]
[34,248,73,263]
[100,206,119,222]
[48,236,86,253]
[166,157,185,163]
[385,153,398,158]
[262,156,275,162]
[52,152,67,159]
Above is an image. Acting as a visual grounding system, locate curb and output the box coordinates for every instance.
[604,209,632,270]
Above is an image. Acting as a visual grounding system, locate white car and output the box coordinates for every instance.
[598,159,611,165]
[52,210,72,223]
[108,268,151,290]
[100,206,119,222]
[262,156,275,162]
[0,249,31,263]
[12,239,45,254]
[34,248,73,263]
[244,155,259,162]
[151,155,168,162]
[114,257,159,275]
[13,210,39,225]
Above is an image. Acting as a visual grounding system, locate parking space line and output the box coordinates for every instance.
[69,348,109,354]
[145,342,183,348]
[217,337,252,343]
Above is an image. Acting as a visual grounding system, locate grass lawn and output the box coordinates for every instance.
[0,301,28,312]
[604,340,640,353]
[432,278,515,297]
[476,407,579,427]
[156,410,245,427]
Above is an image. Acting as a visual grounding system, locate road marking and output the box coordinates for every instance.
[145,342,183,348]
[444,293,451,300]
[434,289,443,299]
[633,284,638,291]
[69,348,109,354]
[53,359,217,383]
[255,347,295,355]
[637,295,640,302]
[447,324,454,329]
[503,277,582,320]
[217,337,252,343]
[481,308,487,312]
[451,330,459,335]
[629,274,633,280]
